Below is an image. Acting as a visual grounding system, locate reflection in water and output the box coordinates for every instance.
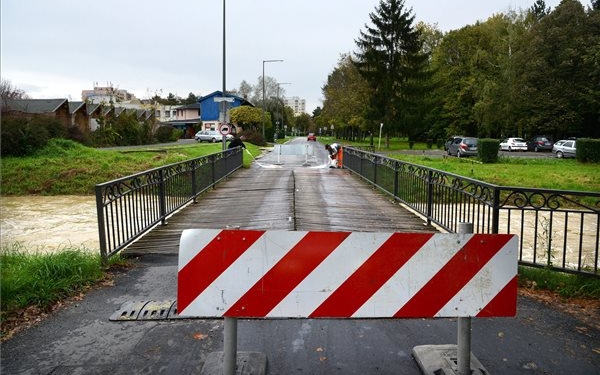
[0,196,98,253]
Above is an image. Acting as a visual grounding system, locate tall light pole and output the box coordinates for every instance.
[221,0,227,150]
[262,59,283,138]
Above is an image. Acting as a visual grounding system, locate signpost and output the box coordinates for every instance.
[215,97,234,150]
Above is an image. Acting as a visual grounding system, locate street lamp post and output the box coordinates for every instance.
[262,59,283,138]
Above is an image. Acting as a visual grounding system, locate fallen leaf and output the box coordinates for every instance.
[593,348,600,355]
[319,356,327,362]
[193,333,208,340]
[316,347,324,352]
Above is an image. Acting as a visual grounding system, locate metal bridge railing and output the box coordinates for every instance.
[343,147,600,276]
[95,147,243,261]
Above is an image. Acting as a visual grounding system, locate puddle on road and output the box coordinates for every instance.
[0,196,99,253]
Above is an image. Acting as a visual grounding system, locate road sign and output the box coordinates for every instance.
[178,230,518,319]
[219,123,231,135]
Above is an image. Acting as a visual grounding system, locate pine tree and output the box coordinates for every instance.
[355,0,428,140]
[530,0,550,20]
[354,0,429,139]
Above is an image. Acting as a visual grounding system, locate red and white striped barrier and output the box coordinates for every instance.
[177,229,518,319]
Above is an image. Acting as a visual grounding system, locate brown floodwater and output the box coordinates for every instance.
[0,196,99,253]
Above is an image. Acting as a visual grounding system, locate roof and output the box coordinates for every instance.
[68,101,86,114]
[178,103,201,110]
[2,98,68,113]
[200,91,253,107]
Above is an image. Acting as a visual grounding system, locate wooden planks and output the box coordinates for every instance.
[122,165,437,257]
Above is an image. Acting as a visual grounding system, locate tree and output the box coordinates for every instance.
[530,0,550,20]
[183,92,198,105]
[1,79,27,101]
[238,80,253,100]
[354,0,429,140]
[230,106,264,132]
[321,54,371,140]
[514,0,598,139]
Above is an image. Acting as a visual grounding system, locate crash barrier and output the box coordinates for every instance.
[95,147,243,262]
[343,146,600,277]
[177,226,518,375]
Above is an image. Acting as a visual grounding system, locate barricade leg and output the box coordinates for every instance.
[224,317,238,375]
[457,222,473,375]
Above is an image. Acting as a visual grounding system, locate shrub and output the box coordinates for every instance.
[576,138,600,163]
[478,138,500,163]
[242,130,266,146]
[155,125,175,143]
[1,117,51,156]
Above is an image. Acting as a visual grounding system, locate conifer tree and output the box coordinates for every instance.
[354,0,429,140]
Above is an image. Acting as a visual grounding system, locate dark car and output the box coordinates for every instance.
[307,133,317,141]
[447,137,478,157]
[527,136,554,152]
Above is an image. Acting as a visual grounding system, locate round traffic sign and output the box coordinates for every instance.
[218,123,231,135]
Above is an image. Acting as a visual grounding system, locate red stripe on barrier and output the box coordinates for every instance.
[225,231,351,317]
[177,230,264,313]
[395,234,513,317]
[309,233,434,318]
[476,275,518,317]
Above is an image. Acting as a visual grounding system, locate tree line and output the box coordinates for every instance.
[317,0,600,144]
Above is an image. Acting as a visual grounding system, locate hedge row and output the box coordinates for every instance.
[576,138,600,163]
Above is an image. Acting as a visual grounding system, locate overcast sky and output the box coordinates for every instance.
[1,0,578,113]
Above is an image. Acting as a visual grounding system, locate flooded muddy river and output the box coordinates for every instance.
[1,196,99,253]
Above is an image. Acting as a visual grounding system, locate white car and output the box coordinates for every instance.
[195,130,233,143]
[499,137,528,152]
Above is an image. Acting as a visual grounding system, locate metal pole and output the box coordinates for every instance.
[224,317,238,375]
[457,222,473,375]
[221,0,227,151]
[262,61,265,138]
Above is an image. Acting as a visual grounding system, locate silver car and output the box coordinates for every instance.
[195,130,233,143]
[552,139,576,158]
[447,137,478,157]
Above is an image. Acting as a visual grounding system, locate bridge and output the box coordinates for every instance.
[121,140,436,258]
[96,138,598,278]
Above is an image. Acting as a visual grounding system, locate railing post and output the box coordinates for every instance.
[159,168,168,226]
[426,170,433,226]
[191,161,198,202]
[457,222,473,375]
[492,187,500,234]
[393,160,399,199]
[212,154,217,189]
[95,185,108,265]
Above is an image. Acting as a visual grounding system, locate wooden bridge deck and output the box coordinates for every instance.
[123,164,438,257]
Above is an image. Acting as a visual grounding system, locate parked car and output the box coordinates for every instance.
[444,136,463,151]
[499,137,528,152]
[447,137,478,157]
[526,136,554,152]
[195,130,233,143]
[552,139,577,158]
[307,133,317,141]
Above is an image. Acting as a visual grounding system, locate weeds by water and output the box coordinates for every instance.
[519,266,600,299]
[0,243,129,338]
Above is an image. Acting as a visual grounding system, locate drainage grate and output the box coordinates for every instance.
[110,300,184,321]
